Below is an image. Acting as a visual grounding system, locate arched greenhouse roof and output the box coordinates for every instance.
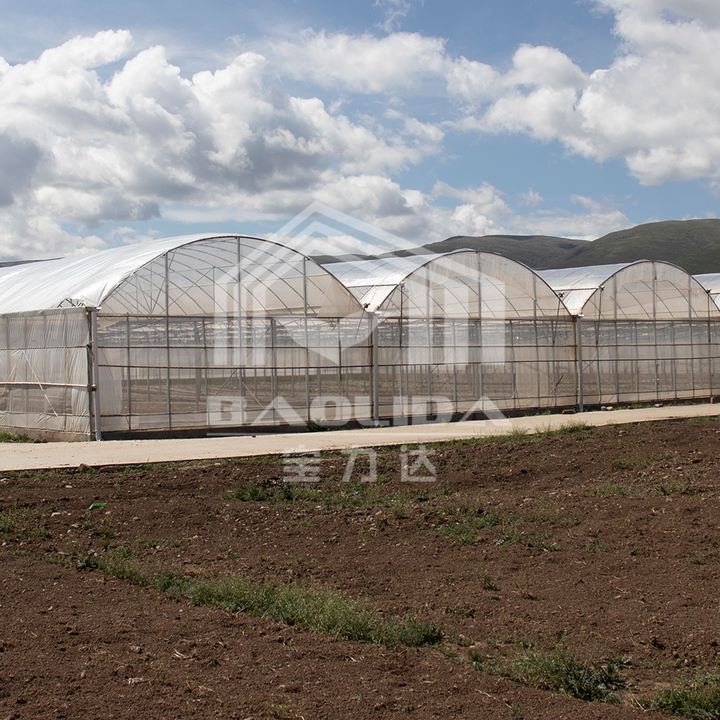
[694,273,720,310]
[538,263,634,315]
[0,234,364,316]
[327,250,571,319]
[324,252,445,310]
[540,260,717,319]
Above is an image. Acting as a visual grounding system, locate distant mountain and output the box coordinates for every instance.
[313,234,587,267]
[403,234,588,269]
[563,219,720,273]
[426,219,720,274]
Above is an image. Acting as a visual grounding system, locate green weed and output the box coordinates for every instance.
[651,672,720,719]
[227,478,449,513]
[470,647,625,703]
[0,506,49,539]
[0,432,35,443]
[154,571,443,648]
[659,479,696,496]
[76,542,443,650]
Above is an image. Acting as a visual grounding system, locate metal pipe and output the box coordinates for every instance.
[371,312,380,426]
[575,314,584,413]
[88,307,102,441]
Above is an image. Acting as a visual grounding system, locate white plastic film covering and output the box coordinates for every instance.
[372,251,576,416]
[572,262,720,406]
[5,234,720,437]
[96,237,370,432]
[327,253,442,311]
[0,235,218,314]
[538,263,631,315]
[694,273,720,311]
[0,308,90,435]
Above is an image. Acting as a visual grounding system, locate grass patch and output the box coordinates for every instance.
[434,507,506,546]
[612,456,653,471]
[651,672,720,719]
[227,478,321,503]
[530,423,590,441]
[79,546,442,649]
[0,432,35,443]
[155,571,443,648]
[0,506,50,539]
[659,479,697,496]
[432,505,558,551]
[227,477,450,512]
[470,647,625,703]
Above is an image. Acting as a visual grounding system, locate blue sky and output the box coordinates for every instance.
[0,0,719,259]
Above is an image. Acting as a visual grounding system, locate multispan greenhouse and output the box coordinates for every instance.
[1,233,720,440]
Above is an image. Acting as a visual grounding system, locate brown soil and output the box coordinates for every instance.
[3,418,720,719]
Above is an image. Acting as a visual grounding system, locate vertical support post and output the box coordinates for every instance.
[477,271,483,412]
[87,307,102,441]
[371,312,380,427]
[688,274,696,398]
[533,275,540,407]
[611,280,620,404]
[201,316,208,420]
[270,317,277,424]
[425,272,433,400]
[236,237,244,422]
[164,253,172,430]
[398,283,405,420]
[126,314,132,431]
[452,317,458,414]
[708,289,714,398]
[303,258,311,423]
[653,267,659,401]
[86,309,94,440]
[509,319,517,409]
[575,314,584,413]
[337,318,342,408]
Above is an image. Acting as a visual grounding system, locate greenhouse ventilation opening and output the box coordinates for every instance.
[0,234,719,441]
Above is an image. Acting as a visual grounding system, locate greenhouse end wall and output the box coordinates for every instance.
[93,237,373,434]
[372,253,578,421]
[0,307,93,440]
[574,264,720,406]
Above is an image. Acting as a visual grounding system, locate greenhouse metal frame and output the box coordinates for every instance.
[1,234,719,440]
[541,262,720,408]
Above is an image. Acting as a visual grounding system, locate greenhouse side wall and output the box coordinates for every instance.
[0,307,92,440]
[577,263,720,406]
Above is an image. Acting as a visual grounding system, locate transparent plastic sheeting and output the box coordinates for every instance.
[540,261,714,319]
[0,235,222,314]
[4,234,720,438]
[369,252,577,416]
[0,308,90,434]
[542,262,720,405]
[328,253,445,310]
[695,274,720,311]
[95,237,370,432]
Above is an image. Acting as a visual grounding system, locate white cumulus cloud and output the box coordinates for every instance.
[0,30,443,259]
[453,0,720,185]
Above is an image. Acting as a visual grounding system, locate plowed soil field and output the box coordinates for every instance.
[3,417,720,719]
